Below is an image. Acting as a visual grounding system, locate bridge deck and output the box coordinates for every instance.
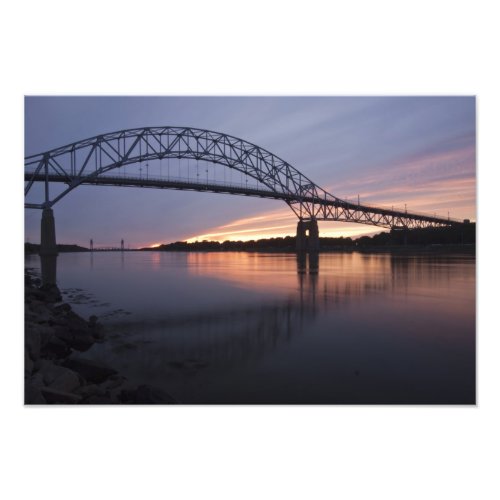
[25,172,463,228]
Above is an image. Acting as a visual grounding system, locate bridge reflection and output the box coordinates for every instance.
[103,252,394,374]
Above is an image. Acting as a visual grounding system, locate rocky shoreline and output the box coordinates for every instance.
[25,269,176,404]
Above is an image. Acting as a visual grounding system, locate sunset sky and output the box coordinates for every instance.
[24,96,476,248]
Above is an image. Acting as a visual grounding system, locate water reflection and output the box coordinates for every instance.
[296,251,319,274]
[26,250,476,403]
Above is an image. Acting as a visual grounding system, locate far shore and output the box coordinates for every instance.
[25,243,476,255]
[25,223,476,255]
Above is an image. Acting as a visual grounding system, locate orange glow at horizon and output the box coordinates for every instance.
[185,207,385,243]
[144,143,475,247]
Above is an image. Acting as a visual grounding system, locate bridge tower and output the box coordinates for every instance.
[121,239,124,252]
[39,207,58,285]
[296,219,319,253]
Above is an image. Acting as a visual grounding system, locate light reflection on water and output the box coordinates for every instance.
[25,250,475,404]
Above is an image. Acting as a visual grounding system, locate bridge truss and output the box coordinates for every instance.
[25,126,463,229]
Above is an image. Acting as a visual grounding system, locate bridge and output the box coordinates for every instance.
[89,239,129,252]
[25,126,466,265]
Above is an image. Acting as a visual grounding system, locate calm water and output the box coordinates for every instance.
[26,250,476,404]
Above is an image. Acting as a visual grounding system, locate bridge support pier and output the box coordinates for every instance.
[296,219,319,253]
[39,208,58,285]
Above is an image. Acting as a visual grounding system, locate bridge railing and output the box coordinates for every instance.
[339,199,463,224]
[96,172,277,192]
[26,168,464,223]
[101,172,463,223]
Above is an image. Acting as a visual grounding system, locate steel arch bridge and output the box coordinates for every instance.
[25,125,463,231]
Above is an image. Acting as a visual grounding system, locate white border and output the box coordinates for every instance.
[3,2,499,499]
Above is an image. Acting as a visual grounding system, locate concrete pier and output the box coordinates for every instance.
[40,208,58,257]
[39,208,58,285]
[296,219,319,253]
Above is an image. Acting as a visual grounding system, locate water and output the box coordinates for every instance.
[26,250,476,404]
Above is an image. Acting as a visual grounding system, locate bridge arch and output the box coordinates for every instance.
[24,126,335,219]
[25,126,462,235]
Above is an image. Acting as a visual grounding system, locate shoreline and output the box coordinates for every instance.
[25,243,476,255]
[24,268,176,404]
[140,244,476,254]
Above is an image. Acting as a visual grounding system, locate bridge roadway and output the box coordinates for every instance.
[24,171,462,230]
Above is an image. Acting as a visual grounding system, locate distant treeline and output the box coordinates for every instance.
[357,223,475,247]
[141,223,475,252]
[24,224,475,255]
[25,243,89,254]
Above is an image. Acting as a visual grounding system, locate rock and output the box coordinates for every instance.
[33,357,43,371]
[88,315,98,326]
[49,369,81,393]
[107,387,125,404]
[25,287,46,301]
[25,327,41,361]
[39,284,62,302]
[99,375,126,392]
[25,384,46,404]
[39,360,76,386]
[42,335,72,359]
[25,351,34,376]
[27,303,53,323]
[92,328,105,340]
[121,384,177,404]
[66,310,89,327]
[29,371,46,388]
[53,303,72,314]
[35,323,57,347]
[41,387,82,404]
[62,357,117,384]
[74,383,104,397]
[53,325,95,351]
[82,395,113,404]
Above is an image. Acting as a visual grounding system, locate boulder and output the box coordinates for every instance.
[121,384,177,404]
[35,323,57,348]
[49,369,81,393]
[39,284,62,302]
[82,394,113,404]
[53,326,95,351]
[74,383,104,398]
[43,335,72,359]
[41,387,82,404]
[62,357,117,384]
[53,303,72,315]
[25,384,47,404]
[25,327,41,361]
[99,375,126,392]
[39,360,77,386]
[107,386,125,404]
[25,351,34,376]
[27,303,53,323]
[92,328,105,340]
[25,287,46,301]
[29,371,46,388]
[66,310,90,329]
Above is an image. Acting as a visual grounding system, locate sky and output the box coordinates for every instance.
[24,96,476,248]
